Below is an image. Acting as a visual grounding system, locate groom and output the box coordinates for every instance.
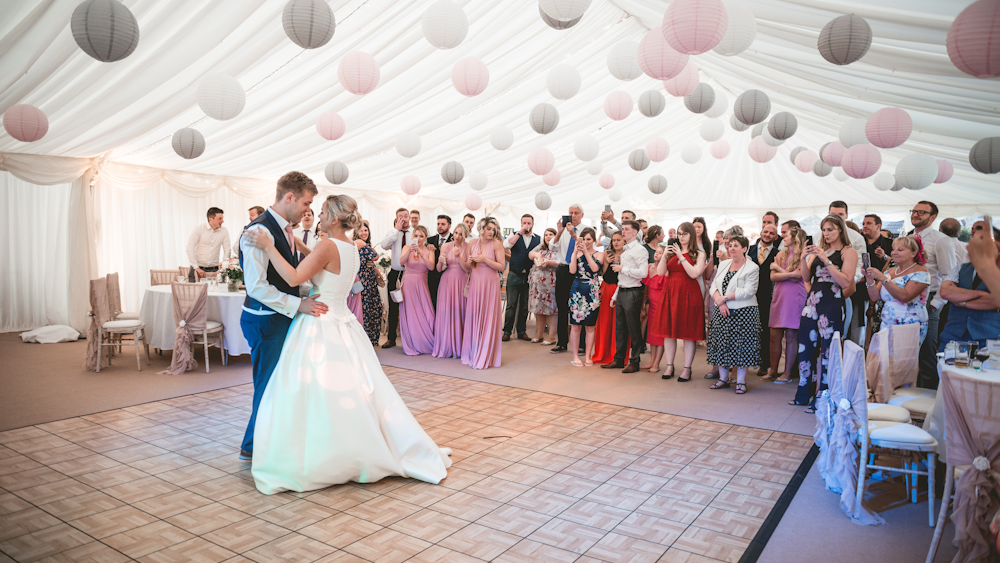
[238,171,326,461]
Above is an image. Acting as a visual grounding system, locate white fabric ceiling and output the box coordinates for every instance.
[1,0,998,218]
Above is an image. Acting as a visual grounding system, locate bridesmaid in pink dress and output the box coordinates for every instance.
[432,224,471,359]
[399,226,436,356]
[461,217,506,369]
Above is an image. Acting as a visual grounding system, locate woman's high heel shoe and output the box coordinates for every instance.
[661,364,674,380]
[678,366,692,382]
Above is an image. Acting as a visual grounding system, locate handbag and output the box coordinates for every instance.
[390,289,404,303]
[351,281,364,295]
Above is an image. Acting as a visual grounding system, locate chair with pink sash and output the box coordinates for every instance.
[85,277,149,372]
[161,283,227,374]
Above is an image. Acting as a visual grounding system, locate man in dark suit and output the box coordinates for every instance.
[503,214,541,341]
[426,215,453,310]
[748,223,780,377]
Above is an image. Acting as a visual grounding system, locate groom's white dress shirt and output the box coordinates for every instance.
[241,208,301,318]
[379,226,414,271]
[187,223,231,269]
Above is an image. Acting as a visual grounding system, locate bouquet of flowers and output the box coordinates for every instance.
[220,257,243,290]
[378,253,392,270]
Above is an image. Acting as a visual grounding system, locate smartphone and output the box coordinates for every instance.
[604,204,611,213]
[806,235,814,246]
[561,215,571,226]
[861,252,870,270]
[985,214,995,240]
[667,238,680,247]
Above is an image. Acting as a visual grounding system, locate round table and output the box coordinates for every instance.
[928,360,1000,458]
[139,284,251,356]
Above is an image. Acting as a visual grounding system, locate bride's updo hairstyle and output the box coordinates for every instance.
[323,194,362,230]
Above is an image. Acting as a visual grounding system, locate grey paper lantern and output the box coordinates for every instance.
[535,191,553,211]
[441,161,465,184]
[768,112,797,140]
[762,127,784,147]
[789,146,806,165]
[638,90,666,117]
[970,137,1000,174]
[539,5,582,29]
[529,103,560,134]
[197,75,245,121]
[71,0,140,62]
[325,161,349,184]
[730,114,750,132]
[540,0,591,22]
[734,89,770,125]
[684,83,715,114]
[813,160,832,177]
[172,128,205,159]
[751,121,768,138]
[629,149,650,171]
[283,0,336,49]
[648,175,668,194]
[818,14,872,66]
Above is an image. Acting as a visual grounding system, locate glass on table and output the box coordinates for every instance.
[176,276,186,283]
[955,341,972,368]
[944,341,958,365]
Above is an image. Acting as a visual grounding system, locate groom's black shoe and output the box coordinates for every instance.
[382,340,395,349]
[239,449,252,461]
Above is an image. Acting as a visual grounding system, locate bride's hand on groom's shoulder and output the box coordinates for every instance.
[298,294,328,317]
[245,228,274,251]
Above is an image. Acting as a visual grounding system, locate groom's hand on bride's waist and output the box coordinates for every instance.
[298,295,328,316]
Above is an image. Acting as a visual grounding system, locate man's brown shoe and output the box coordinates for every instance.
[601,362,624,369]
[622,364,640,373]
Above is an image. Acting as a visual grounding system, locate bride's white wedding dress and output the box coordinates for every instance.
[251,237,452,495]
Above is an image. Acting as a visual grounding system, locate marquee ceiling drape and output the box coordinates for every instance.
[0,0,998,217]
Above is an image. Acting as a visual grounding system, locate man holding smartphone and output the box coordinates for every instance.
[551,204,585,353]
[503,215,541,341]
[378,208,413,349]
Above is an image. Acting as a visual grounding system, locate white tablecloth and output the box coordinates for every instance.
[139,284,251,356]
[928,360,1000,458]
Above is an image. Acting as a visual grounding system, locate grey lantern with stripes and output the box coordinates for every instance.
[283,0,336,49]
[535,191,553,210]
[529,103,560,134]
[730,114,750,132]
[71,0,140,62]
[172,128,205,159]
[734,89,770,125]
[813,160,833,177]
[325,161,349,184]
[818,14,872,66]
[441,161,465,184]
[789,146,806,165]
[768,112,798,140]
[539,5,582,29]
[683,83,715,114]
[648,175,668,194]
[638,90,666,117]
[629,149,650,171]
[970,137,1000,174]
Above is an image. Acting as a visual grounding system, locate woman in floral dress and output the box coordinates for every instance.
[351,221,383,347]
[528,228,558,345]
[864,235,930,344]
[568,227,603,367]
[792,215,858,411]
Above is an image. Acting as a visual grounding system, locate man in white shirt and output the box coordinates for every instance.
[550,203,584,353]
[599,209,635,239]
[462,213,476,238]
[601,220,647,372]
[187,207,232,278]
[909,201,957,388]
[940,218,968,264]
[828,201,867,343]
[379,208,413,349]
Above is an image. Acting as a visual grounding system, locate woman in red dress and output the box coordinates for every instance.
[592,232,624,364]
[652,222,707,382]
[642,247,666,372]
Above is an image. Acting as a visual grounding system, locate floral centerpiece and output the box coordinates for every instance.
[378,252,392,271]
[220,257,243,292]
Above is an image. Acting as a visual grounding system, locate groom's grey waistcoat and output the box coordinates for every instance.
[238,211,300,314]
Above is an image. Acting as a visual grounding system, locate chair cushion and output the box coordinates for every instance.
[889,387,936,402]
[868,403,912,423]
[206,321,223,330]
[103,320,144,329]
[115,311,140,320]
[868,420,937,446]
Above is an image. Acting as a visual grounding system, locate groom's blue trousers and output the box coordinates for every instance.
[240,311,293,454]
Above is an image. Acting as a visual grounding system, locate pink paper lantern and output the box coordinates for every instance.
[748,136,776,163]
[338,51,380,95]
[637,27,690,80]
[710,140,730,159]
[865,107,912,149]
[646,137,671,162]
[841,144,882,179]
[401,175,421,195]
[820,140,845,166]
[794,150,818,173]
[527,148,555,175]
[543,168,561,186]
[661,0,729,55]
[946,0,1000,78]
[604,91,633,121]
[599,174,615,189]
[315,111,345,141]
[663,62,698,97]
[935,159,954,183]
[452,57,489,97]
[465,194,482,211]
[3,104,48,142]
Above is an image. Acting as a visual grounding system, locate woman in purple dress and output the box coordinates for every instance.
[432,224,471,359]
[768,224,807,383]
[461,217,505,369]
[399,225,436,356]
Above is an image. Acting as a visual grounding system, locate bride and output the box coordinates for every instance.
[244,194,451,494]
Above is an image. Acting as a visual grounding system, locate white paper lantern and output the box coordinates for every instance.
[734,89,769,125]
[197,74,245,121]
[529,103,560,134]
[648,175,668,194]
[751,121,768,138]
[713,0,756,56]
[629,149,651,171]
[700,119,724,142]
[172,128,205,159]
[395,131,421,158]
[422,0,468,49]
[646,138,670,162]
[705,91,728,119]
[873,172,896,191]
[490,126,513,150]
[325,161,349,185]
[609,188,623,202]
[283,0,336,49]
[401,175,421,195]
[539,0,591,22]
[71,0,140,62]
[539,6,582,29]
[528,148,556,175]
[574,136,600,161]
[762,127,784,147]
[839,117,869,148]
[682,144,702,164]
[638,90,666,117]
[441,161,465,184]
[730,114,749,132]
[767,112,797,140]
[813,160,833,177]
[465,194,482,211]
[970,137,1000,174]
[586,160,603,175]
[710,139,730,159]
[607,41,643,81]
[468,171,487,191]
[684,83,715,114]
[547,64,581,100]
[818,14,872,66]
[834,168,849,182]
[895,153,939,190]
[599,174,615,189]
[535,191,553,210]
[543,169,561,186]
[789,147,806,165]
